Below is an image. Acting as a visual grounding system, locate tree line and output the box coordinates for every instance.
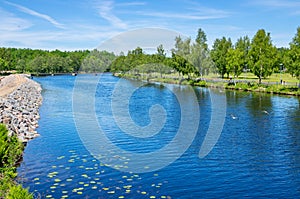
[110,27,300,85]
[0,48,115,74]
[0,27,299,84]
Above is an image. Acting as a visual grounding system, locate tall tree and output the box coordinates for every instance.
[189,28,213,76]
[156,44,166,57]
[211,37,232,78]
[288,27,300,86]
[226,48,244,78]
[195,28,208,50]
[235,36,251,72]
[248,29,277,84]
[172,36,191,57]
[189,43,214,77]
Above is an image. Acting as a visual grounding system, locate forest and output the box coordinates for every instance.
[0,27,299,85]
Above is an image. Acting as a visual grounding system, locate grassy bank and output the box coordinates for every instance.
[115,72,299,96]
[0,124,32,199]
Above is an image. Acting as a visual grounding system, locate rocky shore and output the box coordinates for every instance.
[0,74,42,143]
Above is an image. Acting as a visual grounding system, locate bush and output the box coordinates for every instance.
[7,185,32,199]
[0,124,32,199]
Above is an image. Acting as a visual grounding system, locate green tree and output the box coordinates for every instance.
[0,58,9,71]
[195,28,208,50]
[226,48,244,78]
[172,36,191,57]
[81,50,115,73]
[248,29,277,84]
[188,29,213,76]
[211,37,232,78]
[235,36,251,72]
[171,53,197,79]
[189,43,214,77]
[288,27,300,86]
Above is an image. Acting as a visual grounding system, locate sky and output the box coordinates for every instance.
[0,0,300,53]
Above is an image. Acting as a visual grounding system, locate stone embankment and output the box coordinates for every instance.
[0,74,42,142]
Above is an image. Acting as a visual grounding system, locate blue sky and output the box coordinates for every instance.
[0,0,300,52]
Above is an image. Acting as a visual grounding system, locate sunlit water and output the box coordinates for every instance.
[18,74,300,198]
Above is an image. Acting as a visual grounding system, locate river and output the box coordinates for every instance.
[18,73,300,198]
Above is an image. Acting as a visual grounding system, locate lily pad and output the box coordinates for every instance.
[57,156,65,160]
[108,191,115,194]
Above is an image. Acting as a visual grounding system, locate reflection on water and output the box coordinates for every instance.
[18,74,300,198]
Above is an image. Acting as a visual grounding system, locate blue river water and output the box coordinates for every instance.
[18,74,300,198]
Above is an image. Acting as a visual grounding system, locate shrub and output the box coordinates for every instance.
[7,185,32,199]
[0,124,32,199]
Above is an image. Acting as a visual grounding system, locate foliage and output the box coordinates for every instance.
[248,29,278,84]
[172,36,191,57]
[110,45,198,78]
[211,37,232,78]
[172,29,215,76]
[81,50,115,73]
[287,27,300,84]
[226,48,244,78]
[0,124,32,199]
[195,28,208,50]
[0,47,115,74]
[225,82,299,95]
[171,53,197,78]
[0,125,24,171]
[235,36,251,71]
[189,29,214,76]
[6,185,32,199]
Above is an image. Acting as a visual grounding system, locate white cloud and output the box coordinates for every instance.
[116,1,146,7]
[135,11,227,20]
[5,1,65,29]
[0,23,122,50]
[251,0,300,8]
[0,8,32,31]
[96,0,128,29]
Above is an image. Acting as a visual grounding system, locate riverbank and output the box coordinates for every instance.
[0,74,42,143]
[115,73,300,96]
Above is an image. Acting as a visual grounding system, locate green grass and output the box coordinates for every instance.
[225,82,299,96]
[226,72,299,84]
[115,72,299,96]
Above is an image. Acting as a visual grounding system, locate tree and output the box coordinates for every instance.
[195,28,208,50]
[248,29,277,84]
[172,36,191,57]
[171,53,197,79]
[288,27,300,86]
[188,29,214,76]
[0,58,9,71]
[226,48,244,78]
[235,36,251,72]
[156,44,166,57]
[81,50,115,73]
[211,37,232,78]
[189,43,214,77]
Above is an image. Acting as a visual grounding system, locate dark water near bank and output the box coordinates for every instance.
[18,74,300,198]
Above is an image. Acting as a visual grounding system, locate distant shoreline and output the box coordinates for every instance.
[114,73,300,97]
